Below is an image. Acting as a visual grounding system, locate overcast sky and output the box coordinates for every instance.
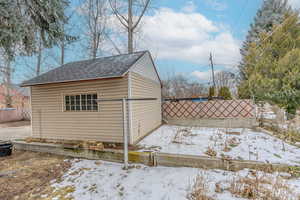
[14,0,300,85]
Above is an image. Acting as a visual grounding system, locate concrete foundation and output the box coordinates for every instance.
[13,140,299,173]
[166,118,258,128]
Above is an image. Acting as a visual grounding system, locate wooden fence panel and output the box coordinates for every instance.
[0,108,31,123]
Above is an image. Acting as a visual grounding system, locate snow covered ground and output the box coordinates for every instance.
[50,159,300,200]
[261,111,277,119]
[138,125,300,165]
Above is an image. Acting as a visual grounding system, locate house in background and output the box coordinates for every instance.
[21,51,162,144]
[0,84,30,109]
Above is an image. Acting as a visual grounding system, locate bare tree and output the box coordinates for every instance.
[215,71,236,90]
[16,46,56,81]
[162,75,206,98]
[59,11,79,65]
[109,0,150,53]
[214,71,238,97]
[81,0,108,59]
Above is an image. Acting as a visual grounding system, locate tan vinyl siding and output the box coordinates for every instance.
[130,52,160,83]
[130,72,162,143]
[31,77,128,143]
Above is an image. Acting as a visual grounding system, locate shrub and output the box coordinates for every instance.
[204,147,217,157]
[187,173,214,200]
[229,170,298,200]
[208,87,215,100]
[218,86,232,100]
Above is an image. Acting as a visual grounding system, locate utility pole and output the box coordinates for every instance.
[209,52,216,88]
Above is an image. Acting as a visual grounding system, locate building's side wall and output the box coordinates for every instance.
[130,72,162,143]
[30,77,128,143]
[130,52,160,83]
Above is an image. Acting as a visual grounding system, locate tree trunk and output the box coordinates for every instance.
[92,36,97,59]
[61,40,65,65]
[36,39,42,76]
[128,0,133,53]
[4,59,12,108]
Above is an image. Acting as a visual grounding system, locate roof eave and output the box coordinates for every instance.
[20,75,124,87]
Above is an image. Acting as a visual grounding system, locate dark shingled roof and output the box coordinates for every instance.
[21,51,147,86]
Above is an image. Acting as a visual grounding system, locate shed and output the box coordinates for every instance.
[21,51,162,145]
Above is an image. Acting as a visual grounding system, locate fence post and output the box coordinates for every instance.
[122,98,129,170]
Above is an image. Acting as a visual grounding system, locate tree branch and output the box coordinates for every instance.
[133,0,150,30]
[104,33,122,54]
[109,0,129,28]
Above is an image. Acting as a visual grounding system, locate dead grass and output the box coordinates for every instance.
[227,137,240,148]
[261,120,300,144]
[0,150,71,200]
[42,186,75,200]
[204,147,217,157]
[172,127,194,144]
[225,131,241,135]
[229,170,299,200]
[187,173,214,200]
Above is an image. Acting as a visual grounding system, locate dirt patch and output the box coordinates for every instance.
[0,150,71,200]
[0,120,31,128]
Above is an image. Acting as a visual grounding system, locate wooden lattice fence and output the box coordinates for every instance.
[162,99,255,120]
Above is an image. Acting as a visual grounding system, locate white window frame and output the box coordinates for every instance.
[62,91,99,112]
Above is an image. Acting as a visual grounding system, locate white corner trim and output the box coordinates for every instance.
[128,72,133,144]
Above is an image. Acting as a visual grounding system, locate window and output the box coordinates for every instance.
[65,93,98,111]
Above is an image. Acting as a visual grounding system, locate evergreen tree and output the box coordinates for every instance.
[238,12,300,114]
[0,0,69,60]
[239,0,290,79]
[218,87,232,100]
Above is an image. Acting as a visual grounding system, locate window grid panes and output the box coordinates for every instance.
[64,93,98,111]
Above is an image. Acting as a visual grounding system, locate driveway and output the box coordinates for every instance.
[0,121,31,141]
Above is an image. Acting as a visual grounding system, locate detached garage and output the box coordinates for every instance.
[21,51,162,145]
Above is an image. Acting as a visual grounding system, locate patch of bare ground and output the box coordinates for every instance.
[0,150,72,200]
